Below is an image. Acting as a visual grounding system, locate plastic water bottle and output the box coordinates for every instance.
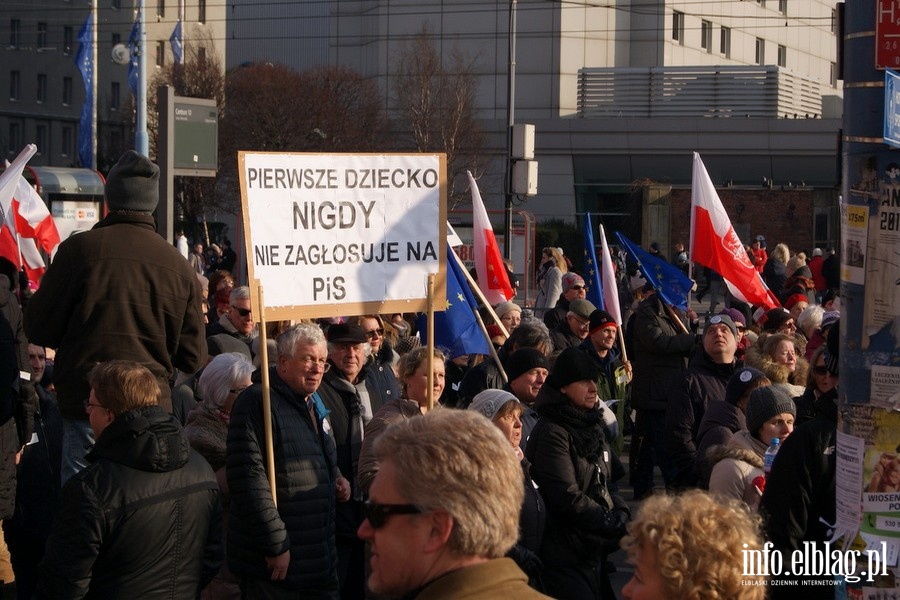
[763,437,780,475]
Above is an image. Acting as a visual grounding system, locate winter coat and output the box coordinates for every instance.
[226,369,339,591]
[412,558,550,600]
[762,259,787,298]
[808,256,827,292]
[38,406,221,599]
[549,320,583,356]
[357,398,422,495]
[366,343,401,403]
[0,274,36,446]
[25,214,207,418]
[665,351,737,488]
[707,430,767,510]
[456,348,509,409]
[525,385,628,568]
[184,402,228,472]
[761,390,837,597]
[630,295,697,412]
[579,341,629,403]
[745,338,808,397]
[695,398,746,488]
[535,264,563,316]
[543,296,571,332]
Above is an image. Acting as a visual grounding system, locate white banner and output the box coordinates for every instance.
[239,152,446,319]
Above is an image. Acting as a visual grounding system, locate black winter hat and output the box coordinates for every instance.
[746,385,796,435]
[105,150,160,213]
[549,347,599,389]
[724,367,767,406]
[761,307,792,332]
[504,348,550,382]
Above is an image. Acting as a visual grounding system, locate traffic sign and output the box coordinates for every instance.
[884,70,900,147]
[877,0,900,69]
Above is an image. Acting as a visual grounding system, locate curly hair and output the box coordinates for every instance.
[622,490,766,600]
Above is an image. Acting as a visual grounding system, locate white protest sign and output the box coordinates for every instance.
[239,152,447,320]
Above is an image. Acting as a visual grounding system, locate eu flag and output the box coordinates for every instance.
[418,247,491,359]
[615,232,692,311]
[169,20,183,65]
[128,17,140,96]
[582,213,604,310]
[75,14,93,169]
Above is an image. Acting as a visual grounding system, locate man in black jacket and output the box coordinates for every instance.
[38,361,221,598]
[227,323,346,599]
[664,314,739,488]
[25,151,207,484]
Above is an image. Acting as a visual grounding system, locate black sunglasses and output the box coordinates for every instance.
[363,501,423,529]
[569,285,586,291]
[366,328,385,339]
[231,306,252,317]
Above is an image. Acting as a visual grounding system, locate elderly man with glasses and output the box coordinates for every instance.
[206,286,258,354]
[543,272,588,331]
[226,323,349,599]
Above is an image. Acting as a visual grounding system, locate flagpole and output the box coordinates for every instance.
[449,247,509,339]
[426,274,435,410]
[256,284,277,508]
[90,0,97,169]
[135,0,148,155]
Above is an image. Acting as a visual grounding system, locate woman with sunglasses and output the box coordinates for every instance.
[349,314,401,401]
[183,351,253,599]
[792,345,836,426]
[357,346,446,495]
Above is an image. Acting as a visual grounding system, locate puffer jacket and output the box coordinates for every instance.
[38,406,221,599]
[226,369,338,591]
[707,430,767,510]
[630,295,697,412]
[695,398,746,488]
[25,214,207,418]
[525,384,628,567]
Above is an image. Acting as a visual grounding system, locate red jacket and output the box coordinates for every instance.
[808,255,827,292]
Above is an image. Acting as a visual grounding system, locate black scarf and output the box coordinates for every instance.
[539,402,604,461]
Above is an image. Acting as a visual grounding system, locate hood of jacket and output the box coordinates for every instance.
[745,339,808,387]
[706,430,766,469]
[89,405,190,473]
[697,396,745,440]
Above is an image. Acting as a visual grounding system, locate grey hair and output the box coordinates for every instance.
[796,304,824,339]
[197,352,254,410]
[277,322,327,358]
[229,285,251,304]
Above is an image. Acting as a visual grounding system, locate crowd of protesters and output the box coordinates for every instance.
[0,151,843,600]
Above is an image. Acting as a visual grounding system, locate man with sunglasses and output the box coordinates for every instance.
[358,410,550,599]
[206,286,257,353]
[543,272,588,331]
[227,323,344,599]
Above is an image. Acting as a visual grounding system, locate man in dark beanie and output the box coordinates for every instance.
[502,347,550,450]
[761,321,838,598]
[25,151,207,484]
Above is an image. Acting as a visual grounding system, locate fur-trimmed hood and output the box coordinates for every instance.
[745,334,809,389]
[706,430,766,470]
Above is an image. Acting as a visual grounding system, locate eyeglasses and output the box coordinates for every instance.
[569,285,586,291]
[231,306,252,317]
[230,385,250,395]
[363,501,423,529]
[365,329,385,339]
[813,366,829,375]
[296,356,331,372]
[83,400,106,411]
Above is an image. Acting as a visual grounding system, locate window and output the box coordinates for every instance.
[830,62,838,87]
[37,73,47,103]
[672,11,684,43]
[37,22,48,48]
[10,71,20,101]
[112,32,121,47]
[8,123,22,154]
[755,38,765,64]
[157,0,165,18]
[61,126,73,157]
[198,0,206,23]
[111,0,121,9]
[10,19,20,48]
[779,0,787,14]
[701,20,712,52]
[756,0,765,6]
[156,40,165,66]
[777,44,787,67]
[197,46,207,64]
[63,76,73,105]
[831,9,837,33]
[110,81,120,111]
[36,124,47,155]
[64,26,73,55]
[720,26,731,57]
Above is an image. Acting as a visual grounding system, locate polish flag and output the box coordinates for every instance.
[0,145,49,283]
[468,171,513,306]
[13,174,60,257]
[598,223,623,325]
[690,153,780,310]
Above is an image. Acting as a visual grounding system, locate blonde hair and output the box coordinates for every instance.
[769,243,790,265]
[89,361,160,415]
[542,247,568,273]
[622,490,766,599]
[374,410,523,558]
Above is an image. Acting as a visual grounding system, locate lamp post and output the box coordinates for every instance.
[503,0,517,260]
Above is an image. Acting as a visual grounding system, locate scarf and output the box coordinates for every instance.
[540,402,604,461]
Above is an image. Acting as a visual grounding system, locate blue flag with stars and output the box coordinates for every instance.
[582,213,604,311]
[418,246,491,359]
[615,232,692,311]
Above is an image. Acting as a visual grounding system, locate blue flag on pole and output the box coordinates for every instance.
[582,213,604,311]
[615,232,693,311]
[75,14,93,168]
[128,16,140,96]
[170,20,183,64]
[418,247,491,359]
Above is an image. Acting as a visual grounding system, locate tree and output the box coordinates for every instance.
[392,26,485,210]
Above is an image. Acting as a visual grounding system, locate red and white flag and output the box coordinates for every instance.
[13,172,60,257]
[0,145,51,283]
[468,171,513,305]
[690,152,779,310]
[598,223,622,325]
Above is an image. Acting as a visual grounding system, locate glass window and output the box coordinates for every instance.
[720,27,731,57]
[37,73,47,103]
[63,76,73,105]
[777,44,787,67]
[110,81,120,111]
[672,11,684,43]
[37,22,48,48]
[36,124,47,155]
[9,122,21,154]
[64,26,73,55]
[10,19,20,48]
[157,0,165,18]
[112,32,121,47]
[755,38,765,65]
[198,0,206,23]
[157,40,165,66]
[10,70,20,101]
[830,62,838,87]
[62,126,73,157]
[701,20,712,52]
[779,0,787,15]
[198,47,207,64]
